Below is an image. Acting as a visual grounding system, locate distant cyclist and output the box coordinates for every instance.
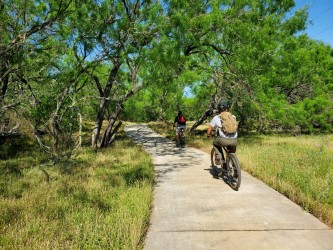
[173,111,187,146]
[207,100,238,165]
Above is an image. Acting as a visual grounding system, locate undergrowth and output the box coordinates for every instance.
[0,127,154,249]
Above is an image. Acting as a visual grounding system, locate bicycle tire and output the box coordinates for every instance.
[227,153,241,191]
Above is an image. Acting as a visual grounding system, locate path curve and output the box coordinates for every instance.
[125,124,333,250]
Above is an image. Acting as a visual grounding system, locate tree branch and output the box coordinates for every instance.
[190,107,215,134]
[121,0,131,20]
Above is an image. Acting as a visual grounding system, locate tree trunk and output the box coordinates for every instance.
[100,120,122,148]
[91,96,108,148]
[100,104,123,148]
[0,58,9,105]
[91,61,120,148]
[99,85,142,148]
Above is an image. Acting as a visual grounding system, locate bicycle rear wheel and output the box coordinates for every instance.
[226,153,241,191]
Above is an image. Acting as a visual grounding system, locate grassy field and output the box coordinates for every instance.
[149,121,333,228]
[1,121,332,250]
[0,127,154,249]
[238,133,333,228]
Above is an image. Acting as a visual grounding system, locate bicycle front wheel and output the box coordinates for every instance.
[227,153,241,191]
[180,133,185,147]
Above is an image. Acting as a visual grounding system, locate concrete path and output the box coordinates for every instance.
[124,124,333,250]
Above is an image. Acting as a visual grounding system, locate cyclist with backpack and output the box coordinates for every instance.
[173,111,187,146]
[207,100,238,165]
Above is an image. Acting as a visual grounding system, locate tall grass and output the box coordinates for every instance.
[0,128,154,249]
[237,134,333,228]
[149,122,333,228]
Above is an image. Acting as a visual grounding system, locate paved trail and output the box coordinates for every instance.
[125,124,333,250]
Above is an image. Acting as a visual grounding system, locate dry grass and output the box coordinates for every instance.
[0,128,154,249]
[237,134,333,228]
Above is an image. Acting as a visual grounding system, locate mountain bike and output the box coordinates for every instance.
[210,144,241,191]
[176,127,185,148]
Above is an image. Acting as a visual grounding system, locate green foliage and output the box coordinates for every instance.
[1,0,332,157]
[123,0,332,134]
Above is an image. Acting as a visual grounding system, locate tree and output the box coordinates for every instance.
[70,0,164,148]
[0,0,75,150]
[0,1,93,162]
[159,0,313,132]
[1,0,332,157]
[265,36,333,131]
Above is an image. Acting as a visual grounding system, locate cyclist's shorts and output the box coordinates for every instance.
[214,136,237,147]
[176,125,186,134]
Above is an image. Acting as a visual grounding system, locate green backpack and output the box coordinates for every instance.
[219,112,238,134]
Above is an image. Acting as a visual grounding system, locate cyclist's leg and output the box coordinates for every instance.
[216,137,237,167]
[175,126,180,145]
[213,138,224,164]
[222,138,237,171]
[179,125,185,146]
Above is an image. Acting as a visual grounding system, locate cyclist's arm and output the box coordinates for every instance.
[207,116,218,137]
[207,124,213,137]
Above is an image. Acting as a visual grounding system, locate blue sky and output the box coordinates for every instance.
[293,0,333,46]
